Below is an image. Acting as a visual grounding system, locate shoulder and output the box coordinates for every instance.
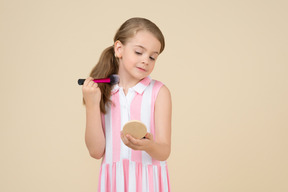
[151,79,171,105]
[151,79,170,93]
[157,85,171,101]
[149,79,166,91]
[154,81,172,123]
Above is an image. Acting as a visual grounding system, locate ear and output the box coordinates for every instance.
[114,40,123,59]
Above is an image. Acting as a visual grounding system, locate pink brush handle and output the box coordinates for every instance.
[78,74,119,85]
[93,78,110,83]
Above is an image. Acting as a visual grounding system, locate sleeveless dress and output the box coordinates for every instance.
[98,76,171,192]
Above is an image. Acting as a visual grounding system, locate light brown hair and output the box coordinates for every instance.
[87,17,165,113]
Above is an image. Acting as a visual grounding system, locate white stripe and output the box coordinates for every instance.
[116,162,124,192]
[153,166,159,192]
[161,164,168,192]
[119,88,131,161]
[141,80,155,165]
[160,161,166,166]
[105,106,113,164]
[110,164,113,191]
[128,89,136,161]
[129,161,136,192]
[142,164,148,192]
[141,80,154,133]
[100,165,106,192]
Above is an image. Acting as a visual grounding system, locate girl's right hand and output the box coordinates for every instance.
[82,77,102,106]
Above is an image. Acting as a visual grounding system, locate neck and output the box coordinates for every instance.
[117,72,141,95]
[118,76,138,92]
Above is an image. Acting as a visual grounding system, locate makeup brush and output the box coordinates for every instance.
[78,74,119,85]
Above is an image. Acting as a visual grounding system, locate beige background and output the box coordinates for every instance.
[1,0,287,191]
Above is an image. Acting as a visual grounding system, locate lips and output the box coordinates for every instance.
[136,67,146,72]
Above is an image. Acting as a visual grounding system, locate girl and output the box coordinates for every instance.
[82,17,172,192]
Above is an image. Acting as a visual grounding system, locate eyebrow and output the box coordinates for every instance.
[134,45,159,55]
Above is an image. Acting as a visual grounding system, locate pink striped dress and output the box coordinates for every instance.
[98,76,171,192]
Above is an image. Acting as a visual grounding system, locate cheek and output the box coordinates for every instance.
[148,63,155,72]
[151,62,155,68]
[121,57,135,71]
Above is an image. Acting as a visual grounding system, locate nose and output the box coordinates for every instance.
[141,56,149,65]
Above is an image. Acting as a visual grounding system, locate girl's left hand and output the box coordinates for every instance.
[121,132,154,151]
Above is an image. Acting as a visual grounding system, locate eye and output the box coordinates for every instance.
[149,56,155,61]
[135,51,142,55]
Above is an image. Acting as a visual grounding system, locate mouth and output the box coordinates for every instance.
[136,67,147,72]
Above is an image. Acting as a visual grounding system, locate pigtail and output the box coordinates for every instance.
[85,46,119,114]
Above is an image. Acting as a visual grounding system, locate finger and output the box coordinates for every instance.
[92,82,98,88]
[88,80,96,87]
[120,131,125,141]
[127,135,140,145]
[144,132,153,140]
[83,77,93,86]
[121,132,129,144]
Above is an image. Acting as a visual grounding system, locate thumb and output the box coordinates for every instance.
[144,132,153,140]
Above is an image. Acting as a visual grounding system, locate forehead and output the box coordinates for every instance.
[127,30,161,53]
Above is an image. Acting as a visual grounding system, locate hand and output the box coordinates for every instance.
[82,77,101,106]
[121,132,154,151]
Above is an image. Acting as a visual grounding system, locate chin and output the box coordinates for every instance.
[132,72,146,80]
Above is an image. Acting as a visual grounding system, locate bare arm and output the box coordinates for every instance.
[145,85,172,160]
[121,85,172,161]
[82,77,105,159]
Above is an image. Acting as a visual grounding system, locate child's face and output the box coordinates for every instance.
[117,30,161,81]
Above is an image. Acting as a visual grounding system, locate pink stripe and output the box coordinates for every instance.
[151,81,163,165]
[150,80,163,136]
[123,159,130,192]
[158,166,163,192]
[140,76,151,86]
[101,114,106,164]
[102,154,106,164]
[130,94,143,162]
[98,165,103,192]
[101,113,106,133]
[136,162,142,192]
[166,165,171,192]
[102,153,106,164]
[111,92,121,162]
[148,165,154,192]
[112,163,116,192]
[106,164,111,192]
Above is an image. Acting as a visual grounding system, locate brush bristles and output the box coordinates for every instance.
[110,74,120,85]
